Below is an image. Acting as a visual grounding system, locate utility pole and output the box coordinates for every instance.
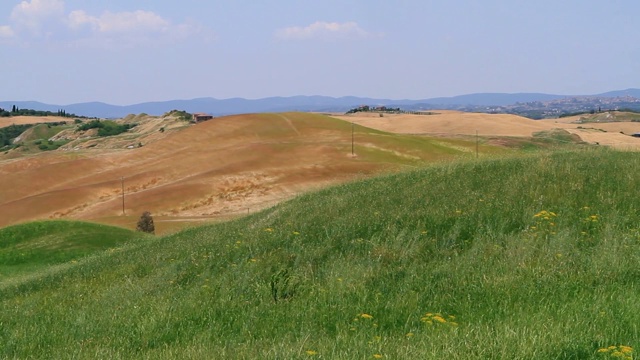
[121,177,125,215]
[351,121,355,156]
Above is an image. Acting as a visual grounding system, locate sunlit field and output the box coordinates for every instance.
[1,148,638,359]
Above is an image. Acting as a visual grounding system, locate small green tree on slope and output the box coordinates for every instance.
[136,211,155,234]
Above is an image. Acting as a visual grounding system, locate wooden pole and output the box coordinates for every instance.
[121,177,125,215]
[351,122,354,156]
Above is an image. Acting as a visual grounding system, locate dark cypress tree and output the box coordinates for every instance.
[136,211,155,234]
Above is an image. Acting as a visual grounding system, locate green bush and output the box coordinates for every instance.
[76,120,137,137]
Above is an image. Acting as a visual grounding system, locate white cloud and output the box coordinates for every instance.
[66,9,205,47]
[68,10,170,34]
[275,21,371,40]
[10,0,64,35]
[2,0,207,47]
[0,25,15,38]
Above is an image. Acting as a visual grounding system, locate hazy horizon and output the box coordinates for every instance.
[1,0,638,105]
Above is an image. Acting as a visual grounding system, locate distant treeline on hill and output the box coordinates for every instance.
[0,105,87,119]
[558,108,640,118]
[346,105,435,115]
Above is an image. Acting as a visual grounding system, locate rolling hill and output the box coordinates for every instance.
[0,220,140,281]
[335,110,640,150]
[2,109,640,234]
[0,112,495,232]
[1,149,638,358]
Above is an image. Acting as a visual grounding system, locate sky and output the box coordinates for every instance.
[0,0,639,105]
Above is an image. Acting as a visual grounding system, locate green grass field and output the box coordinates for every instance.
[1,148,638,359]
[0,221,141,281]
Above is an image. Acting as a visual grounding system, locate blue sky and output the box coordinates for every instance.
[1,0,638,105]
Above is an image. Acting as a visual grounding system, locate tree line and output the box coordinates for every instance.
[76,119,137,137]
[0,105,85,118]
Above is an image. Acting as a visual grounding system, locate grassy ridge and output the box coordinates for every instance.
[0,220,141,280]
[1,149,639,359]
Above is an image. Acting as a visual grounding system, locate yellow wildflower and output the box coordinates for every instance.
[433,315,447,323]
[360,313,374,319]
[373,354,383,359]
[406,332,414,337]
[306,350,318,356]
[620,346,633,354]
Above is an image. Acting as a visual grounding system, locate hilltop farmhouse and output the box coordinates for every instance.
[192,113,214,123]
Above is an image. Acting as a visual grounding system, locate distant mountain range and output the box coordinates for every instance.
[2,89,640,119]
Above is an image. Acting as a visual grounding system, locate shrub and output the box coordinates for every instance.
[136,211,155,234]
[76,120,137,137]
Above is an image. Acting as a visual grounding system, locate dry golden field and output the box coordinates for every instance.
[0,112,482,233]
[0,116,70,128]
[334,111,640,149]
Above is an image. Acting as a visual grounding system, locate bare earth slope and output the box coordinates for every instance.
[0,112,482,232]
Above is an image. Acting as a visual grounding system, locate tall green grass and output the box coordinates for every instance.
[1,148,639,359]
